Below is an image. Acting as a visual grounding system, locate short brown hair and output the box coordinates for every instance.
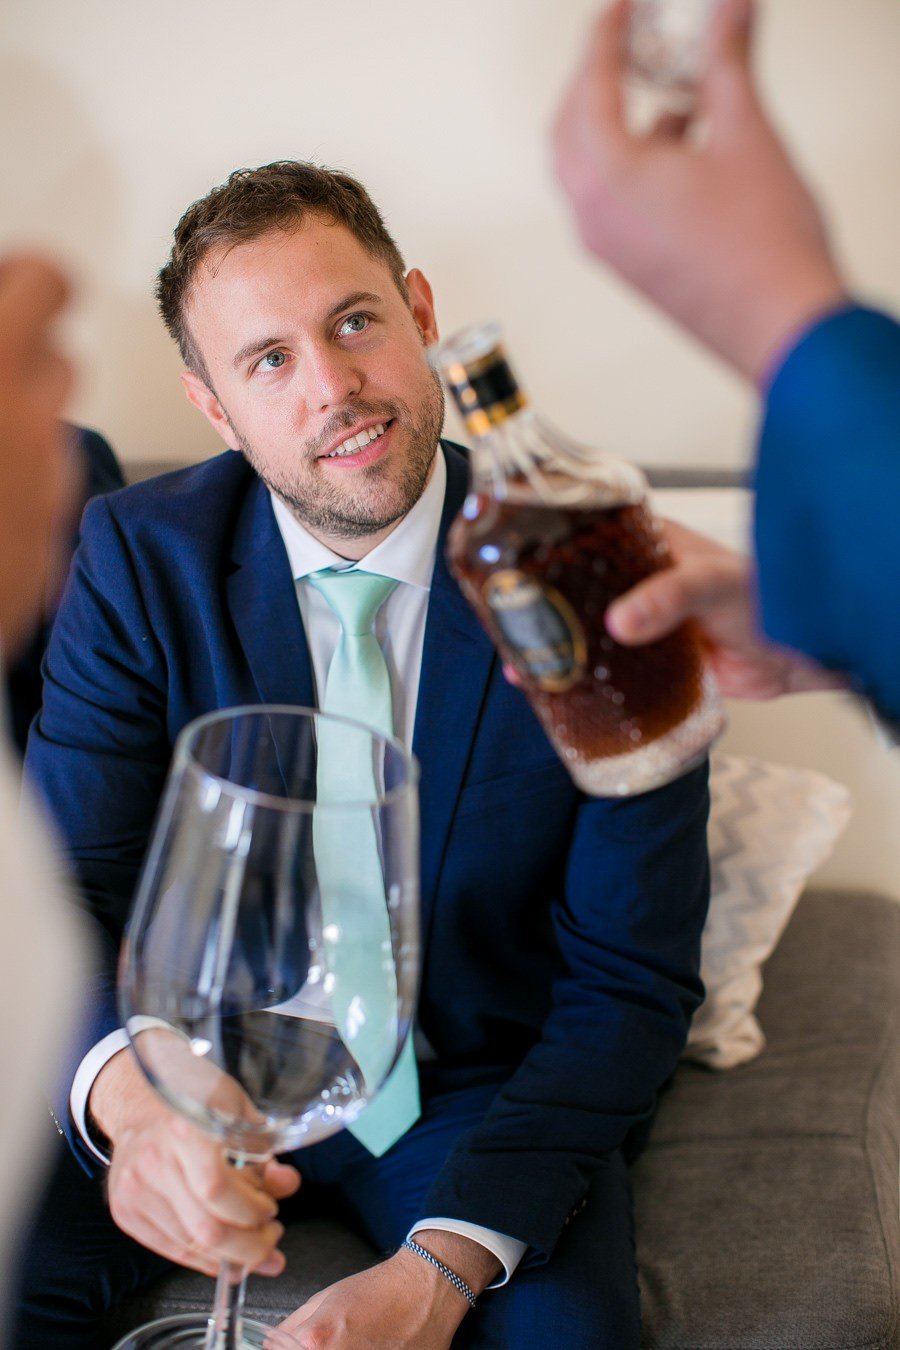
[156,161,408,379]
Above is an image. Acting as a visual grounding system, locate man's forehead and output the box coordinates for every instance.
[185,220,392,337]
[198,222,382,295]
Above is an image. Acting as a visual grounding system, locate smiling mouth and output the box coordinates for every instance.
[322,420,392,459]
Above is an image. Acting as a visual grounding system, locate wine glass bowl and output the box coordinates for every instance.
[114,705,419,1349]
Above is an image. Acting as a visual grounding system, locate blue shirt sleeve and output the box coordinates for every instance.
[754,305,900,722]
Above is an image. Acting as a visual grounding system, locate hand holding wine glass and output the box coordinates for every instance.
[110,705,420,1350]
[96,1040,298,1283]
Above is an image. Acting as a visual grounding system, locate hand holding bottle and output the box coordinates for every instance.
[607,520,844,698]
[435,325,724,796]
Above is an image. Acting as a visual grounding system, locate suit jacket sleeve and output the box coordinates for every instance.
[423,759,710,1262]
[25,494,171,1164]
[755,304,900,723]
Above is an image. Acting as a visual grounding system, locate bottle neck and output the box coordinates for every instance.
[465,406,648,510]
[465,406,533,497]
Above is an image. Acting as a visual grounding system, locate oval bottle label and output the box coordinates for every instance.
[484,569,586,692]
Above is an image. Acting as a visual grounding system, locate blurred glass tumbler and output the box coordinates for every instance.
[628,0,721,96]
[435,323,725,798]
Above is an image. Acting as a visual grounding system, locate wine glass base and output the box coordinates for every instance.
[111,1312,278,1349]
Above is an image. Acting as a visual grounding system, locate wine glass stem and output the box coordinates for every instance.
[205,1153,251,1349]
[206,1259,248,1350]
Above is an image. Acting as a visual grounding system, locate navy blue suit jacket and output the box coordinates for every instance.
[27,440,710,1261]
[755,305,900,722]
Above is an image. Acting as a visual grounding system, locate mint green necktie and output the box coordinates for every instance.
[308,568,420,1156]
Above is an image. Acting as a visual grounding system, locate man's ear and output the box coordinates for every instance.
[405,269,439,347]
[181,371,237,449]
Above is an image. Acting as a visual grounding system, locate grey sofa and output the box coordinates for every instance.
[100,889,900,1348]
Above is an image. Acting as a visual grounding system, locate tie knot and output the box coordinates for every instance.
[308,569,398,636]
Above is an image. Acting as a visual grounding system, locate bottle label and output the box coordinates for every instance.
[484,570,586,692]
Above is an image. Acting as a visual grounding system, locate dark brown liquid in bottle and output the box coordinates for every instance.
[449,492,705,761]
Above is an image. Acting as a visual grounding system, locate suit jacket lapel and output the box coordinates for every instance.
[414,443,496,949]
[225,478,316,710]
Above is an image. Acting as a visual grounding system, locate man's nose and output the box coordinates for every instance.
[306,345,363,412]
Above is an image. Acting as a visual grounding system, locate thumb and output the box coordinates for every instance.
[606,568,689,645]
[262,1158,302,1200]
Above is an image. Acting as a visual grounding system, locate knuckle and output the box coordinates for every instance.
[136,1141,163,1177]
[300,1328,329,1350]
[171,1241,206,1271]
[191,1216,224,1251]
[194,1163,226,1205]
[248,1230,278,1266]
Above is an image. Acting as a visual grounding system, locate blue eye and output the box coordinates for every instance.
[262,350,286,369]
[340,313,369,336]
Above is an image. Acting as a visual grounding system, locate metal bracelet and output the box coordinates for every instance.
[402,1238,478,1309]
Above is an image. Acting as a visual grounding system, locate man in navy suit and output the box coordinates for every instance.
[20,162,710,1348]
[553,0,900,726]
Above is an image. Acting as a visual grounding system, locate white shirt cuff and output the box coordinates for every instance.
[69,1028,132,1165]
[69,1017,170,1166]
[407,1218,527,1288]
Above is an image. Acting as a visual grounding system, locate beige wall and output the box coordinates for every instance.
[2,0,899,471]
[2,2,899,892]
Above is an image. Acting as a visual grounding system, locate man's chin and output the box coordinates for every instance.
[275,488,409,542]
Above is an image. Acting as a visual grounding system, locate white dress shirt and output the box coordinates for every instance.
[70,450,525,1284]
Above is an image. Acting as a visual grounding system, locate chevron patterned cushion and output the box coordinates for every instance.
[684,753,852,1069]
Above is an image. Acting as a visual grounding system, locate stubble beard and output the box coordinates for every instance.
[229,372,445,542]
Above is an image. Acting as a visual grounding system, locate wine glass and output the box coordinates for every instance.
[112,705,420,1350]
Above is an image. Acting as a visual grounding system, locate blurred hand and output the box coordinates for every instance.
[0,255,77,662]
[92,1045,300,1277]
[552,0,847,382]
[606,519,842,698]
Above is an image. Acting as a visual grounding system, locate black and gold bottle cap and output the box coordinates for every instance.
[434,322,528,437]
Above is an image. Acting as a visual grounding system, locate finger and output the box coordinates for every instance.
[168,1151,287,1268]
[110,1160,220,1275]
[111,1143,287,1274]
[133,1195,220,1276]
[262,1159,302,1201]
[135,1194,286,1279]
[171,1127,283,1229]
[701,0,761,133]
[582,0,631,135]
[553,0,632,181]
[605,567,696,644]
[127,1207,221,1278]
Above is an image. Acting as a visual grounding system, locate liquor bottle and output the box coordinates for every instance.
[434,322,725,797]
